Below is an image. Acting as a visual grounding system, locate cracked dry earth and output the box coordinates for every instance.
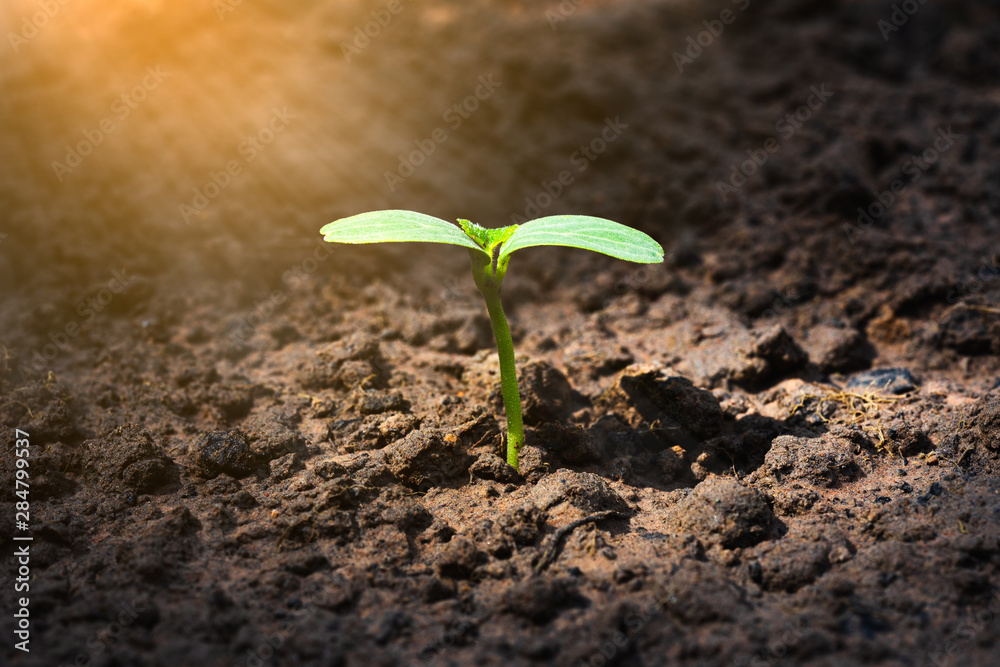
[2,0,1000,666]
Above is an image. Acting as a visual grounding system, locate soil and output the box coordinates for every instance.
[2,0,1000,665]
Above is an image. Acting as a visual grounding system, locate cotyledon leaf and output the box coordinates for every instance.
[498,215,664,264]
[321,210,486,253]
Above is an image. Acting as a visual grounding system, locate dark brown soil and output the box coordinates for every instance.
[2,1,1000,665]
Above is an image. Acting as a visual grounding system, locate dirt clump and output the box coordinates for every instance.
[192,429,260,479]
[671,475,776,549]
[531,469,631,519]
[384,429,475,490]
[83,423,177,493]
[747,430,864,489]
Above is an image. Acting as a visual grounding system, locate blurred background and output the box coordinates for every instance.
[0,0,698,290]
[0,0,997,366]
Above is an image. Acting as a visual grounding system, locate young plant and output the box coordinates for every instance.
[320,210,664,470]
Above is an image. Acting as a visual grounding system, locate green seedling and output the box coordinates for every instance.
[320,210,664,470]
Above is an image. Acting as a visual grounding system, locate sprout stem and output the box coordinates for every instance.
[481,287,524,469]
[468,249,524,469]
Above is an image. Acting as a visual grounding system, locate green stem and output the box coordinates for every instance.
[482,287,524,469]
[468,249,524,469]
